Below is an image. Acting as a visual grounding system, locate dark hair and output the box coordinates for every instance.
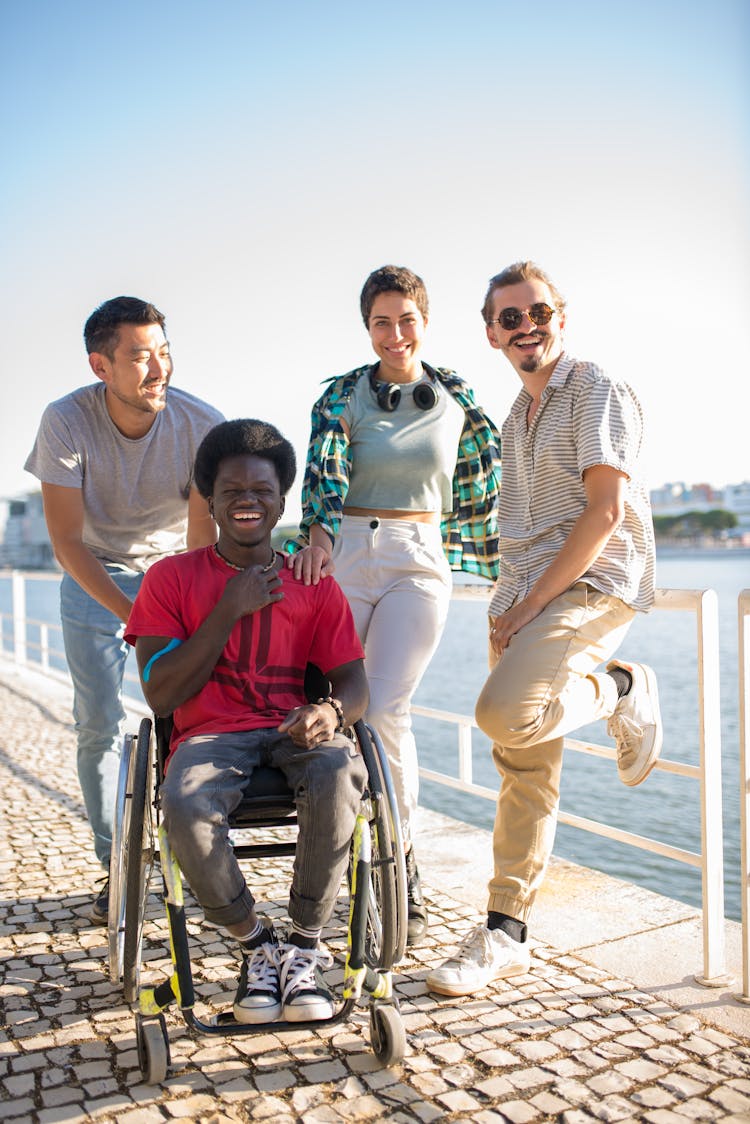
[84,296,166,358]
[359,265,429,326]
[194,419,297,498]
[480,261,566,325]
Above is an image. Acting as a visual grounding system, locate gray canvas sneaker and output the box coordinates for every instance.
[606,660,663,786]
[278,944,335,1022]
[234,933,281,1024]
[426,925,530,997]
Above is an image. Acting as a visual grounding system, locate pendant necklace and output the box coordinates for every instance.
[213,543,277,572]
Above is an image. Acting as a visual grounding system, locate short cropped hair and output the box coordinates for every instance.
[480,262,566,325]
[194,419,297,498]
[360,265,429,326]
[84,296,166,359]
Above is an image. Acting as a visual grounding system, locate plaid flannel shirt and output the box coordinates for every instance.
[288,365,501,581]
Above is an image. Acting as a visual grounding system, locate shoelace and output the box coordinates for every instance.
[448,925,494,968]
[278,945,333,1000]
[608,713,642,760]
[243,943,280,994]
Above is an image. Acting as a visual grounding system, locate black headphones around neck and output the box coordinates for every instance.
[369,363,439,412]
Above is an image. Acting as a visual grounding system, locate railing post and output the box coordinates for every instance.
[40,622,50,673]
[458,721,473,786]
[11,570,27,665]
[694,588,729,985]
[738,589,750,1003]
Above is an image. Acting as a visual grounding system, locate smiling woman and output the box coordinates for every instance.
[285,265,502,947]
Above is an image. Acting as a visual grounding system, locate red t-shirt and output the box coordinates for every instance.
[125,546,364,754]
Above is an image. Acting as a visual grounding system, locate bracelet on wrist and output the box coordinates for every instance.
[316,695,346,731]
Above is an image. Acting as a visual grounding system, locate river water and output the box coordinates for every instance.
[1,549,747,920]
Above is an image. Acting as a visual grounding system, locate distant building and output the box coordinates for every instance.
[724,481,750,533]
[649,481,723,515]
[649,479,750,545]
[0,492,57,569]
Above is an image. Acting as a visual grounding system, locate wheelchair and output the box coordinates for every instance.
[107,698,408,1083]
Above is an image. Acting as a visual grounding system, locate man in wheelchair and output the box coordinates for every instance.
[125,418,369,1024]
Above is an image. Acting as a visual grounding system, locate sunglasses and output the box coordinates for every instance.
[489,303,556,331]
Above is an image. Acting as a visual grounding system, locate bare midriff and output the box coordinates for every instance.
[343,506,441,525]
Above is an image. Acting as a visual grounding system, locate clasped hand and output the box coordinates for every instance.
[278,702,337,748]
[221,563,284,617]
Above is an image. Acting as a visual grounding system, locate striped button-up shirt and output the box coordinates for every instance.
[488,353,655,617]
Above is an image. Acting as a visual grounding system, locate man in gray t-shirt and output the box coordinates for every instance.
[25,296,223,922]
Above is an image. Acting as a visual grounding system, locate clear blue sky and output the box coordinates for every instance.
[2,0,748,517]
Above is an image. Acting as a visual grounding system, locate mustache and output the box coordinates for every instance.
[509,330,547,346]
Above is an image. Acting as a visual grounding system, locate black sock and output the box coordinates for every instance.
[487,911,527,943]
[608,667,633,698]
[288,932,318,950]
[239,921,271,952]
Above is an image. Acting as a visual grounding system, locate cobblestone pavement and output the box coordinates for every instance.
[2,671,750,1124]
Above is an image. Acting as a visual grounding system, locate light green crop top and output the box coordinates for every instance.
[340,371,465,513]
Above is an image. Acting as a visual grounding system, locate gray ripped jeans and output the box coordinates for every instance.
[160,728,368,931]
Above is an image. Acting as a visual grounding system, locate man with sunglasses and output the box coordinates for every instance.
[427,261,660,997]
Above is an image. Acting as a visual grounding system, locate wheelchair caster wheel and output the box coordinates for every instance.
[370,1002,405,1066]
[135,1012,170,1084]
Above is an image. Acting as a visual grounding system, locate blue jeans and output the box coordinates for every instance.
[160,729,368,930]
[60,567,144,868]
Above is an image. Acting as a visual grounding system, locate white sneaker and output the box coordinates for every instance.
[606,660,663,786]
[426,925,530,997]
[278,944,335,1022]
[233,940,281,1024]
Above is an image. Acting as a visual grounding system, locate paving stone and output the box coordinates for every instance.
[436,1086,483,1113]
[676,1098,724,1120]
[253,1068,296,1092]
[491,1099,540,1122]
[631,1085,678,1109]
[408,1103,445,1124]
[659,1072,710,1098]
[3,1097,36,1121]
[708,1086,750,1113]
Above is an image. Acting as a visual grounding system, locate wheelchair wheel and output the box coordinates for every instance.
[135,1013,170,1084]
[123,718,156,1003]
[370,1002,406,1066]
[355,722,408,969]
[108,718,156,1002]
[108,732,135,984]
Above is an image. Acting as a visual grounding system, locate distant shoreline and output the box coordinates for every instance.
[655,541,750,556]
[2,540,749,576]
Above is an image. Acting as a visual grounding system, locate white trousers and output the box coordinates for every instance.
[332,516,452,844]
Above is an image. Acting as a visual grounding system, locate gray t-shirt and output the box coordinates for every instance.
[340,373,465,513]
[25,383,224,571]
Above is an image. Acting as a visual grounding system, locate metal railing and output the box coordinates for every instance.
[0,570,144,698]
[0,569,731,985]
[739,589,750,1002]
